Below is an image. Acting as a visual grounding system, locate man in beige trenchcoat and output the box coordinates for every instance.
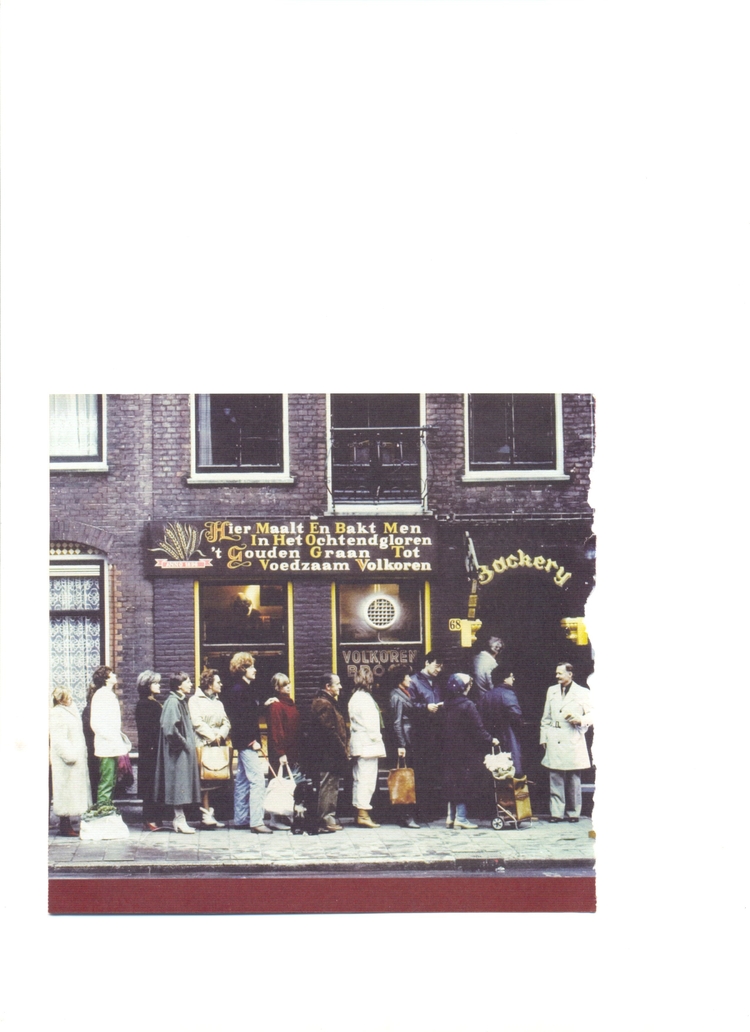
[540,663,593,822]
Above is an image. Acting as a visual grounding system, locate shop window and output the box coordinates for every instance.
[49,562,105,713]
[49,395,106,470]
[199,582,289,687]
[338,582,423,644]
[329,394,425,507]
[464,394,568,481]
[191,394,292,482]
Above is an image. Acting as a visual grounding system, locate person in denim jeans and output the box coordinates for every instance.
[224,652,272,834]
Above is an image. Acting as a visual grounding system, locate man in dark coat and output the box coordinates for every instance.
[409,651,445,822]
[479,662,525,775]
[306,673,349,832]
[223,651,271,833]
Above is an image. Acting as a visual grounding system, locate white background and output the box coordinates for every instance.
[1,1,747,1030]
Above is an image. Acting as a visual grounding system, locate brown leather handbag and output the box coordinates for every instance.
[197,744,231,781]
[388,758,416,805]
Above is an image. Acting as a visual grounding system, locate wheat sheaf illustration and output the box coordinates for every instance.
[150,522,206,561]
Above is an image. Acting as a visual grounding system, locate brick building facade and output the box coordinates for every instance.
[50,392,595,814]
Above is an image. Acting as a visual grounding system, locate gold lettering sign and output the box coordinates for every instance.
[478,549,572,588]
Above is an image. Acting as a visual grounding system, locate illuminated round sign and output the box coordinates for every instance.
[365,596,398,630]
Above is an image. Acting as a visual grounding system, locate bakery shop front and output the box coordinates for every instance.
[144,516,437,700]
[454,517,596,814]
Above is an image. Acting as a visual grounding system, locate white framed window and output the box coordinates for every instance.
[49,559,108,714]
[462,393,568,482]
[49,394,108,471]
[326,393,429,515]
[187,393,294,484]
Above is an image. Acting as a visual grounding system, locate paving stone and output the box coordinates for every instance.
[49,816,596,874]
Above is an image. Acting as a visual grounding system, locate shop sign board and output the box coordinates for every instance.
[144,517,438,578]
[339,646,423,688]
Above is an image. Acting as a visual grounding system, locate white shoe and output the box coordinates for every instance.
[200,807,224,828]
[172,817,196,834]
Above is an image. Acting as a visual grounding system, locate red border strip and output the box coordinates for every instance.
[49,877,596,914]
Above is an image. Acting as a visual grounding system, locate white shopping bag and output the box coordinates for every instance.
[263,762,295,818]
[79,812,130,841]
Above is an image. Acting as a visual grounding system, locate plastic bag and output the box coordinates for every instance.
[484,751,515,780]
[79,812,130,841]
[116,753,134,790]
[263,765,295,818]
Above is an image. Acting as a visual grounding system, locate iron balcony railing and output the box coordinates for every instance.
[330,425,433,503]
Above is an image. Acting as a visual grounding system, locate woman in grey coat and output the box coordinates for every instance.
[155,672,201,833]
[49,687,92,836]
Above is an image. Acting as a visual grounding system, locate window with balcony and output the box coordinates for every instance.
[464,393,567,481]
[49,394,106,470]
[191,394,292,482]
[329,394,425,507]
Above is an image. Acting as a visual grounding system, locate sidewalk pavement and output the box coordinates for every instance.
[49,811,596,877]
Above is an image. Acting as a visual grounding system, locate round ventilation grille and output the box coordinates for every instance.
[365,596,397,629]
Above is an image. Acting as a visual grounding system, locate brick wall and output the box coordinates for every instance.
[151,393,329,518]
[50,395,156,739]
[426,393,595,516]
[152,578,197,687]
[50,392,595,742]
[290,581,334,719]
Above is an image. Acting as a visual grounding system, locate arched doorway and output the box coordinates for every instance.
[475,567,594,815]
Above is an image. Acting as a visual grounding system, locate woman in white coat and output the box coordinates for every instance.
[49,687,92,836]
[348,674,387,828]
[540,662,593,822]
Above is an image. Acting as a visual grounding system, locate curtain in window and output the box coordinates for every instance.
[49,616,102,714]
[196,394,213,467]
[50,576,101,611]
[49,394,99,458]
[49,575,102,713]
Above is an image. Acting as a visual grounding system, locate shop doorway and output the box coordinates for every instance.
[475,569,594,816]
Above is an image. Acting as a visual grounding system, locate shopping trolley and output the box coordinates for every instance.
[484,748,533,830]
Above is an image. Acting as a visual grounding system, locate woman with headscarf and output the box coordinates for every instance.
[442,673,498,829]
[349,671,387,828]
[189,668,231,828]
[49,687,92,836]
[388,665,420,829]
[135,669,165,831]
[155,672,201,834]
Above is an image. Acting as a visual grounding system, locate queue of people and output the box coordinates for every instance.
[49,650,592,836]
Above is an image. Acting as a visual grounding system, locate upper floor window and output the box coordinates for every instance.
[329,394,426,509]
[190,394,293,483]
[49,394,107,471]
[464,393,568,481]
